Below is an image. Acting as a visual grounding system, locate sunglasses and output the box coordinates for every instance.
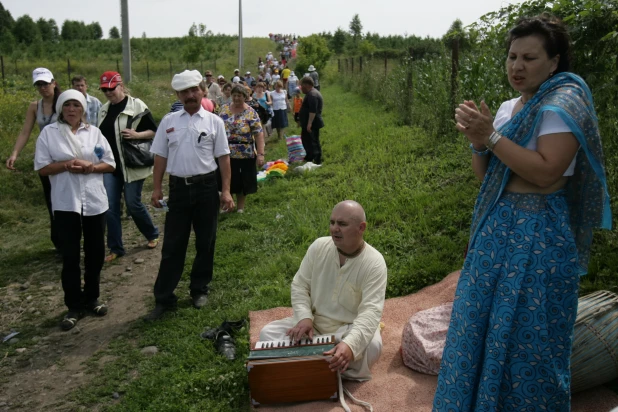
[34,82,52,88]
[205,74,212,77]
[100,86,118,93]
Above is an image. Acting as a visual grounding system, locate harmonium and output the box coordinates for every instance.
[246,335,339,407]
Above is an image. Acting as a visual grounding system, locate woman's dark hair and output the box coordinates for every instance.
[507,13,572,73]
[52,82,63,114]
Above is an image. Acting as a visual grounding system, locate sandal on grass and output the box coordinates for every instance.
[61,312,80,331]
[147,238,159,249]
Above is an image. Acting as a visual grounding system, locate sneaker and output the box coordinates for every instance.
[192,294,208,309]
[143,304,174,321]
[86,301,108,316]
[61,311,81,331]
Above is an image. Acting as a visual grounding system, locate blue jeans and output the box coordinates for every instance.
[103,173,159,256]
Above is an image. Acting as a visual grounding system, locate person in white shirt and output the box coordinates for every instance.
[145,70,235,320]
[203,70,222,101]
[34,90,116,331]
[71,75,102,125]
[259,200,388,381]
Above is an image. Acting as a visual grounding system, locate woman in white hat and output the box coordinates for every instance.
[34,90,116,331]
[5,68,63,251]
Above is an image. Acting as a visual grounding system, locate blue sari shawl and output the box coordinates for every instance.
[469,72,612,274]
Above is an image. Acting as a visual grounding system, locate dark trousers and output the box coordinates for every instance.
[40,175,60,250]
[55,211,106,311]
[301,127,323,165]
[153,174,219,307]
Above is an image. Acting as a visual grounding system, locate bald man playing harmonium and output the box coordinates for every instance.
[259,200,387,380]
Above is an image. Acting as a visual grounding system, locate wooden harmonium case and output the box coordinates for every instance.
[247,334,338,407]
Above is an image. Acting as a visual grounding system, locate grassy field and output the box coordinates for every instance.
[1,40,617,409]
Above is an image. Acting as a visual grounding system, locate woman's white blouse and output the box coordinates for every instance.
[270,90,287,111]
[493,97,576,176]
[34,123,116,216]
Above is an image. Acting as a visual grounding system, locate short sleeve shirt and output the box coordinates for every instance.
[150,107,230,177]
[34,123,116,216]
[218,104,263,159]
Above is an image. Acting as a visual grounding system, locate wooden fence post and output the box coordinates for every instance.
[450,38,460,119]
[404,47,414,126]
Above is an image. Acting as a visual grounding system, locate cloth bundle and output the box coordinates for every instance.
[257,160,289,182]
[285,135,306,163]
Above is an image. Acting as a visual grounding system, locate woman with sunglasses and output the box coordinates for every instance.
[6,68,63,251]
[97,71,159,262]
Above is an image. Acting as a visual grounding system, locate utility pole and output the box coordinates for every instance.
[238,0,243,70]
[121,0,132,82]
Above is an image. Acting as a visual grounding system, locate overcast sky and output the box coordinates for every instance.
[3,0,523,39]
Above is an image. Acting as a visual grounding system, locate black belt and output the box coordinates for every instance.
[170,172,215,185]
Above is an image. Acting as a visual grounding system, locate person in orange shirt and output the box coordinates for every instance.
[293,87,303,124]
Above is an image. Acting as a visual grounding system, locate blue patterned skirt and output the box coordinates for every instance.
[433,191,579,412]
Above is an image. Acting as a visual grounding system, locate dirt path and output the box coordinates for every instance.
[0,209,166,411]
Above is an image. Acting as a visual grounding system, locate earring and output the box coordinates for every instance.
[549,72,554,77]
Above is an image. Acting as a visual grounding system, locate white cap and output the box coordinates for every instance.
[218,75,224,79]
[55,89,87,115]
[308,65,316,72]
[232,76,241,83]
[32,68,54,84]
[246,71,251,75]
[171,70,203,92]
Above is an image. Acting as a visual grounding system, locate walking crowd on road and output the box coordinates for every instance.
[4,33,325,331]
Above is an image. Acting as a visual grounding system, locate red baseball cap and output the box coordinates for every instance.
[99,71,122,89]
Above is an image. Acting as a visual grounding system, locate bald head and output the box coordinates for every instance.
[330,200,367,253]
[333,200,366,223]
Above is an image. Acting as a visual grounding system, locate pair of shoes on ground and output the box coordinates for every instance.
[200,319,246,361]
[143,294,208,321]
[61,301,108,331]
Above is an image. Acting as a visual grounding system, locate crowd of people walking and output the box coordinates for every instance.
[4,34,325,330]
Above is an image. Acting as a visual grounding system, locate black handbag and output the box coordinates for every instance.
[121,110,155,168]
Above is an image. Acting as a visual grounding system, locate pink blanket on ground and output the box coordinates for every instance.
[248,271,618,411]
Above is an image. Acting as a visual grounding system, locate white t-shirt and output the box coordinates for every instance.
[270,89,287,110]
[493,97,576,176]
[151,107,230,177]
[34,123,115,216]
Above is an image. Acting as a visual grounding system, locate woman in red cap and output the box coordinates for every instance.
[97,71,160,262]
[6,68,63,252]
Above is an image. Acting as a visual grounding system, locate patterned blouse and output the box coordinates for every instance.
[218,104,263,159]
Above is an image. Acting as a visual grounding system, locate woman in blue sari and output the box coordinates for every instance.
[433,14,612,412]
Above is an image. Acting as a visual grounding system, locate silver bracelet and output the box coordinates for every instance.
[469,143,490,156]
[487,131,503,151]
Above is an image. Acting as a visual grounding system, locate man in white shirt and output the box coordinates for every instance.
[145,70,235,320]
[259,200,387,381]
[203,70,222,101]
[71,75,102,125]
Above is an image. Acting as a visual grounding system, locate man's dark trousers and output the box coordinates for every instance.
[301,127,322,165]
[153,174,219,307]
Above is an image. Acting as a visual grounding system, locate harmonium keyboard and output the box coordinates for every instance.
[247,334,338,407]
